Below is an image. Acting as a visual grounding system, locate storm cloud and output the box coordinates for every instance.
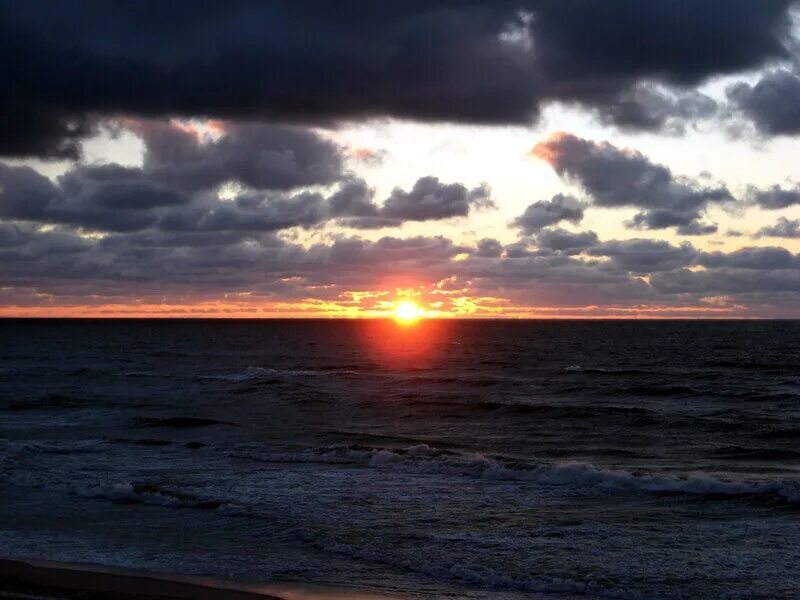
[0,0,795,157]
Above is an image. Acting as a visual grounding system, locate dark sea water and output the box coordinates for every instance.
[2,319,800,599]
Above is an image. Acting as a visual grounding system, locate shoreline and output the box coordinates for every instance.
[0,557,395,600]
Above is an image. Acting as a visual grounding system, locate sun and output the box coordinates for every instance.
[394,300,423,323]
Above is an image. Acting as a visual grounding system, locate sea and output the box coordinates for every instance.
[1,319,799,599]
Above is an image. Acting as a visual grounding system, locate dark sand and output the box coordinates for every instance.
[0,558,395,600]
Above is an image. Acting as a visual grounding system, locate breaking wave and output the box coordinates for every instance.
[272,443,800,503]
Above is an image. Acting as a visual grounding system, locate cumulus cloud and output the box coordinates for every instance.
[0,119,492,235]
[588,239,698,274]
[342,177,493,229]
[127,120,346,192]
[0,1,795,157]
[595,84,718,133]
[512,194,585,234]
[474,238,503,258]
[532,132,732,234]
[727,69,800,136]
[756,217,800,238]
[534,228,598,254]
[745,183,800,209]
[697,246,799,270]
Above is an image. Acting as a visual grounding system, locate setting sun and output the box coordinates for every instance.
[394,300,423,323]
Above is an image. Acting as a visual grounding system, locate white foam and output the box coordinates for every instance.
[314,444,800,502]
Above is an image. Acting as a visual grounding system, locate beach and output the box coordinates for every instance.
[0,557,394,600]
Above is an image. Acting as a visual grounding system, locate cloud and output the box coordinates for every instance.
[697,246,799,270]
[0,159,358,233]
[127,120,346,192]
[0,1,795,157]
[382,178,493,221]
[512,194,585,234]
[474,238,503,258]
[534,227,598,254]
[595,84,718,133]
[3,215,800,316]
[745,183,800,209]
[727,68,800,135]
[587,239,698,273]
[532,132,732,233]
[0,117,492,234]
[342,177,493,229]
[756,217,800,238]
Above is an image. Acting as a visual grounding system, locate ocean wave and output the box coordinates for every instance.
[84,482,238,511]
[1,438,108,457]
[403,375,503,388]
[133,416,234,428]
[0,438,109,470]
[711,446,800,461]
[755,427,800,440]
[199,366,359,382]
[3,393,94,411]
[308,444,800,503]
[308,536,636,599]
[124,371,161,378]
[471,401,655,420]
[607,384,698,397]
[563,365,654,375]
[10,472,249,516]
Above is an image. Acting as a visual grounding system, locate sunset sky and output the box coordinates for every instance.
[2,1,800,317]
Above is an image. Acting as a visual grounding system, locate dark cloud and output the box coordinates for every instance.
[3,216,800,316]
[595,85,718,133]
[129,120,346,192]
[0,115,493,234]
[0,164,59,220]
[675,221,719,236]
[533,132,732,233]
[534,227,598,254]
[756,217,800,238]
[651,265,800,295]
[512,194,585,234]
[0,118,352,233]
[1,153,489,235]
[341,177,493,229]
[745,183,800,209]
[727,69,800,136]
[587,239,698,274]
[698,246,799,270]
[475,238,503,258]
[0,1,795,157]
[381,177,493,221]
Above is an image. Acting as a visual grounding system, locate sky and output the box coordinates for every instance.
[1,1,800,318]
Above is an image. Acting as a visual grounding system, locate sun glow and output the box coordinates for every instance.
[394,300,423,323]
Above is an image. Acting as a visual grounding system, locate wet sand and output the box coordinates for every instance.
[0,558,395,600]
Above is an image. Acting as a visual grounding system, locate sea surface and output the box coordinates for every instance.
[1,319,799,599]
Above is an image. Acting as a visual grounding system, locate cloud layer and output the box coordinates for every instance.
[0,1,796,157]
[1,3,799,317]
